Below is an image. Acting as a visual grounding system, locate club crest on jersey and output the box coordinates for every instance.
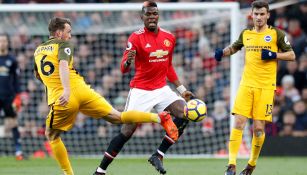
[64,48,71,55]
[145,43,151,48]
[5,60,12,67]
[264,35,272,42]
[150,49,168,58]
[126,42,132,50]
[164,39,171,47]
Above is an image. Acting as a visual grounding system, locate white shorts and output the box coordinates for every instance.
[125,86,184,113]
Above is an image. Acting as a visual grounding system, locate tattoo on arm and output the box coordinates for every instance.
[224,46,237,56]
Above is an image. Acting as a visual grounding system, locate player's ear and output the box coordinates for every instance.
[54,30,60,38]
[267,12,270,20]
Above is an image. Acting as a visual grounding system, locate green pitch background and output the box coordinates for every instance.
[0,157,306,175]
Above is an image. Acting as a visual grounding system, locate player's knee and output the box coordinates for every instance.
[45,129,61,141]
[254,128,264,137]
[104,109,123,124]
[120,124,137,137]
[234,115,247,130]
[108,117,122,124]
[45,130,53,141]
[165,100,185,119]
[234,120,245,130]
[120,129,135,138]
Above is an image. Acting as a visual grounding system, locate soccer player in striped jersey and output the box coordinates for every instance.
[214,1,296,175]
[34,17,178,175]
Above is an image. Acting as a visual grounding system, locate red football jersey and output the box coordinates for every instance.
[121,27,178,90]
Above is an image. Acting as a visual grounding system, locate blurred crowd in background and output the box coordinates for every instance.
[0,1,306,143]
[0,0,299,9]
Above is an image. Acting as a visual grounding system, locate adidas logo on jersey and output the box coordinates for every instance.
[145,43,151,48]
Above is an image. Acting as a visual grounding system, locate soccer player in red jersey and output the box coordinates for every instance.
[93,1,193,175]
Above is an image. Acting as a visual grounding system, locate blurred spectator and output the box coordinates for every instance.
[272,7,288,30]
[281,75,301,103]
[287,18,306,58]
[287,1,307,34]
[302,88,307,106]
[278,60,307,91]
[279,110,297,137]
[293,100,307,133]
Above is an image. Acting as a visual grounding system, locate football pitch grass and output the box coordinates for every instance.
[0,157,306,175]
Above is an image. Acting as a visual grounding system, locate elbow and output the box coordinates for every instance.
[120,66,130,74]
[120,67,125,74]
[120,65,125,73]
[290,52,296,61]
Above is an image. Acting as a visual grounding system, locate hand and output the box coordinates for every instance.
[181,90,195,102]
[58,89,70,106]
[127,50,136,65]
[214,48,223,62]
[261,49,277,60]
[12,93,22,112]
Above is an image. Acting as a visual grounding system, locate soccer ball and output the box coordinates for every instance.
[184,99,207,122]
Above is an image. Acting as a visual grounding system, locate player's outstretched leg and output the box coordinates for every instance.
[225,164,236,175]
[239,164,255,175]
[148,117,189,174]
[114,110,178,141]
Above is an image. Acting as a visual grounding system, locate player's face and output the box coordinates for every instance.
[0,35,9,53]
[252,7,270,28]
[60,23,72,41]
[142,7,159,32]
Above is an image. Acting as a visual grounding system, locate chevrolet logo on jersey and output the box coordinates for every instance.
[149,50,168,58]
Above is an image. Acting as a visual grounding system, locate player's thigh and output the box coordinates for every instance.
[232,86,253,119]
[46,97,79,131]
[125,88,157,112]
[154,86,184,113]
[253,88,274,122]
[164,100,185,118]
[79,87,113,119]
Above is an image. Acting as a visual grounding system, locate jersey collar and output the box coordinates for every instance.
[144,26,160,35]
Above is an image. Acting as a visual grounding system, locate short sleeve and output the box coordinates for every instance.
[276,28,293,52]
[58,41,74,61]
[125,33,138,51]
[232,30,244,50]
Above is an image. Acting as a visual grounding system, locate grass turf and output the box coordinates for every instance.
[0,157,306,175]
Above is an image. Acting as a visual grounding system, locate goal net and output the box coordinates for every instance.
[0,2,249,157]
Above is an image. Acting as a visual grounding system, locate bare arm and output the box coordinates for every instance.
[34,63,42,82]
[276,50,296,61]
[222,45,240,57]
[34,70,42,82]
[59,60,70,106]
[172,80,194,102]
